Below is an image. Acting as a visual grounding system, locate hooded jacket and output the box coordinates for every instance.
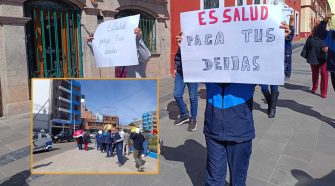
[204,83,256,142]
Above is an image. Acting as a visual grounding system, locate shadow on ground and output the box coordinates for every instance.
[160,139,229,186]
[254,98,334,128]
[292,169,335,186]
[0,170,30,186]
[33,162,52,169]
[167,101,180,120]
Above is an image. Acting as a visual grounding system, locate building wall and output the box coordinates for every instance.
[142,111,157,132]
[0,2,31,117]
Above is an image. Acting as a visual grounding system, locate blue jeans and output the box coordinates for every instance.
[116,143,124,164]
[174,73,198,119]
[260,85,279,93]
[77,144,82,150]
[284,54,292,78]
[106,144,112,157]
[205,136,252,186]
[143,140,148,156]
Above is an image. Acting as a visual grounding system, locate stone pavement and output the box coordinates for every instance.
[32,143,158,173]
[0,47,335,185]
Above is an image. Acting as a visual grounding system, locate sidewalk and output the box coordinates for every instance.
[1,47,335,185]
[32,144,158,173]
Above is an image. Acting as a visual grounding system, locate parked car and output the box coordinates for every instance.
[52,132,74,143]
[33,132,53,153]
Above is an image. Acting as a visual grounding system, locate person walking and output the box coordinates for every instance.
[261,17,295,118]
[173,37,199,131]
[176,23,292,185]
[77,135,83,150]
[105,130,113,158]
[142,131,149,157]
[101,132,107,153]
[301,21,329,98]
[284,15,295,79]
[96,130,102,151]
[123,130,130,156]
[318,13,335,92]
[83,131,90,151]
[130,128,145,172]
[113,128,124,166]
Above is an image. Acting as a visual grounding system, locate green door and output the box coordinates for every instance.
[25,0,83,78]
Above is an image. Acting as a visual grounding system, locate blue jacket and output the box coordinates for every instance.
[204,83,255,142]
[285,26,295,55]
[324,29,335,72]
[105,132,113,144]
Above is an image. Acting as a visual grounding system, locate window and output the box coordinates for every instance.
[116,10,156,53]
[236,0,246,6]
[295,12,299,35]
[204,0,220,9]
[254,0,261,4]
[24,0,83,78]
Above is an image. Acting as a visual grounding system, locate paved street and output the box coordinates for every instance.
[32,142,158,173]
[0,46,335,185]
[33,142,76,163]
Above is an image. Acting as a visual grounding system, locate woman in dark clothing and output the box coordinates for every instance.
[77,136,83,150]
[83,132,90,151]
[301,22,329,98]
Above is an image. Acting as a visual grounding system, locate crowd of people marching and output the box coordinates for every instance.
[75,127,151,172]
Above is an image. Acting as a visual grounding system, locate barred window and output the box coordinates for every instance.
[204,0,219,9]
[116,10,157,53]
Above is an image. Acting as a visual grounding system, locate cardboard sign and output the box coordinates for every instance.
[180,5,285,85]
[92,15,140,67]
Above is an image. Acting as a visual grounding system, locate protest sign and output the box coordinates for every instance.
[180,5,285,85]
[92,15,140,67]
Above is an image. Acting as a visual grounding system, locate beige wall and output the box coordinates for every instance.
[0,3,30,117]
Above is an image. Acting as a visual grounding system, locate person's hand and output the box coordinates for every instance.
[323,47,328,53]
[172,69,177,78]
[176,32,183,47]
[87,33,94,42]
[280,22,291,38]
[325,13,334,22]
[134,28,142,38]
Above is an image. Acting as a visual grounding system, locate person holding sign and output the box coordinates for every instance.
[176,22,292,186]
[173,34,199,131]
[87,27,151,78]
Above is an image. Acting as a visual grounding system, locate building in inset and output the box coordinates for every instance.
[33,79,81,135]
[103,115,119,131]
[50,80,81,135]
[142,111,158,133]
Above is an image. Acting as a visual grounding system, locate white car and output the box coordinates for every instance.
[33,132,53,152]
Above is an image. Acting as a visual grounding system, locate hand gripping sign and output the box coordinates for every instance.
[180,5,285,85]
[92,15,140,67]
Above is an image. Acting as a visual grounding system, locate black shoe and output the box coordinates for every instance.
[268,92,279,118]
[174,115,189,126]
[262,91,271,114]
[187,118,197,131]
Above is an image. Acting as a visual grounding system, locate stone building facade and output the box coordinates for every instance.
[0,0,170,117]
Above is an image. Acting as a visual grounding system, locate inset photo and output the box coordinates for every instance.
[31,79,159,174]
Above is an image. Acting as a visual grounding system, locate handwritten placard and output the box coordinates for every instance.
[92,15,140,67]
[180,5,285,85]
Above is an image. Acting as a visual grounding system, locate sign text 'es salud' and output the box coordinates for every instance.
[180,5,285,85]
[92,15,140,67]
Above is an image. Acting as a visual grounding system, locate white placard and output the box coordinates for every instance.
[92,15,140,67]
[180,5,285,85]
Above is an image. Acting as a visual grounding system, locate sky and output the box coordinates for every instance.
[78,80,157,125]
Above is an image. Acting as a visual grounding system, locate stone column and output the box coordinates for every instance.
[0,1,31,117]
